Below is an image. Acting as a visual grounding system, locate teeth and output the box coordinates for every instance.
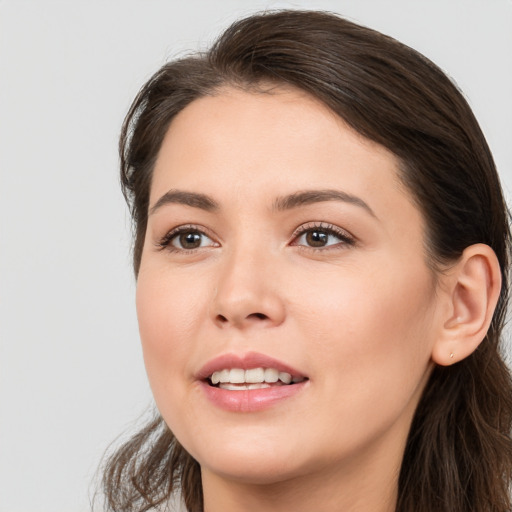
[279,372,292,384]
[209,367,299,385]
[211,369,227,384]
[245,367,265,383]
[219,383,272,391]
[264,368,279,383]
[229,368,245,383]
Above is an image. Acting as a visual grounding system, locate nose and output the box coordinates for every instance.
[211,248,286,330]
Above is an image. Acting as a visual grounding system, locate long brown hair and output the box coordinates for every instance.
[102,10,512,512]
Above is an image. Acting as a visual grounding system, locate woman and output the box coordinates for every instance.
[102,10,512,512]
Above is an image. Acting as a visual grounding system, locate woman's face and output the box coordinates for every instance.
[137,87,444,485]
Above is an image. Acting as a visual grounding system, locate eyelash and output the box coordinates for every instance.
[155,224,217,253]
[156,222,356,253]
[290,222,356,250]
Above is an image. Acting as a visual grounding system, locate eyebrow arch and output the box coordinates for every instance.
[149,190,220,215]
[273,189,376,217]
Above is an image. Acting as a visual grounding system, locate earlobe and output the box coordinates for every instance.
[431,244,501,366]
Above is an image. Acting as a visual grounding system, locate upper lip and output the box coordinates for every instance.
[197,351,306,380]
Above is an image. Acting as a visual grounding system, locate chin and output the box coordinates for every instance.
[201,454,310,486]
[182,429,313,485]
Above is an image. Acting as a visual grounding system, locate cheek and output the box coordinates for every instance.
[296,263,436,421]
[297,262,435,350]
[135,267,207,395]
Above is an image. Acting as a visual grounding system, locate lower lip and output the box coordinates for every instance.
[199,381,307,412]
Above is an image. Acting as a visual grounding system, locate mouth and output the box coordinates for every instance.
[198,352,308,411]
[207,367,307,390]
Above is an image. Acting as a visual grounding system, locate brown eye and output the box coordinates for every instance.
[167,229,216,250]
[305,230,329,247]
[177,232,202,249]
[292,224,355,249]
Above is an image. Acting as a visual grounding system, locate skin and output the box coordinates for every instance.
[136,86,456,512]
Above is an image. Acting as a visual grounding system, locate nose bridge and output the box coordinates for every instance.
[212,235,285,328]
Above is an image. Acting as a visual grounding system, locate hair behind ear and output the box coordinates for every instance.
[399,348,512,511]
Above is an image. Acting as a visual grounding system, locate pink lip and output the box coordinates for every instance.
[196,351,308,413]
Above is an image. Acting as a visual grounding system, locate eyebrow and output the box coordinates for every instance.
[273,189,376,217]
[149,188,375,218]
[149,190,220,215]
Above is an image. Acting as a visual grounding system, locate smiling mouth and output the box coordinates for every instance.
[207,367,307,390]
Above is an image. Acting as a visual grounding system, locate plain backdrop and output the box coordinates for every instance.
[1,1,511,511]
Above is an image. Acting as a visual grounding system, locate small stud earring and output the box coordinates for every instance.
[449,352,455,359]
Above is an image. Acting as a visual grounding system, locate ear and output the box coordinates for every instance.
[431,244,501,366]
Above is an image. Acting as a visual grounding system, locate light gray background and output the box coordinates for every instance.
[1,1,511,511]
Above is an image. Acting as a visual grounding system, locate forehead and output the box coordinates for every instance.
[157,87,393,179]
[152,86,414,214]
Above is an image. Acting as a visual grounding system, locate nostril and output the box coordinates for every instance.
[249,313,268,320]
[216,312,268,324]
[214,310,276,327]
